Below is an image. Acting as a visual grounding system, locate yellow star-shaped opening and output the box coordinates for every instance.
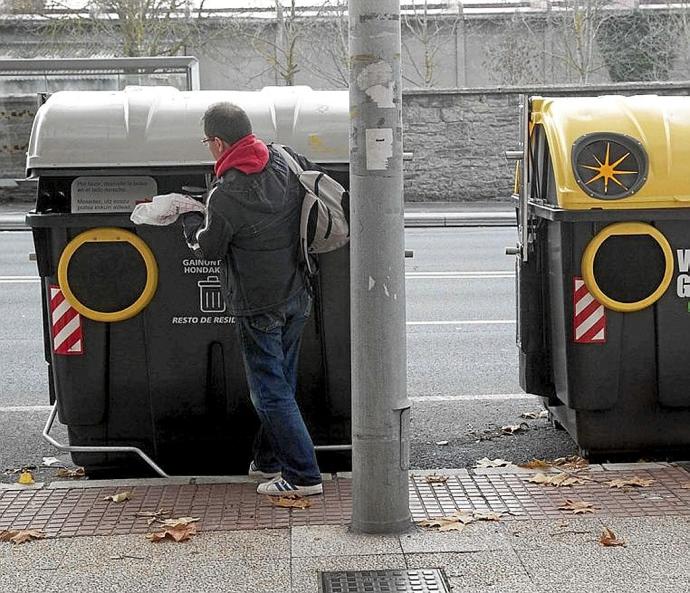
[581,142,638,194]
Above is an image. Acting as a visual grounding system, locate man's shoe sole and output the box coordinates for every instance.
[257,483,323,497]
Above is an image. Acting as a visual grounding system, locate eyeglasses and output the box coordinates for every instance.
[201,137,217,145]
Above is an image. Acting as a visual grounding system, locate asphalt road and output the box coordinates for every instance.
[0,227,577,482]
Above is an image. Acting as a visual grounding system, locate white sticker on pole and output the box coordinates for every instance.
[365,128,393,170]
[71,176,157,213]
[573,277,606,344]
[49,285,83,355]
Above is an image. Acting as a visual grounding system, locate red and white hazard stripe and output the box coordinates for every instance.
[573,277,606,343]
[49,285,83,355]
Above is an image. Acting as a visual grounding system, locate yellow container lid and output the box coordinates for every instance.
[532,95,690,210]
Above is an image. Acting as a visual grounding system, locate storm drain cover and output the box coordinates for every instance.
[320,568,450,593]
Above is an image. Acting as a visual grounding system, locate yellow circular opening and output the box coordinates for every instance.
[581,222,673,313]
[57,227,158,322]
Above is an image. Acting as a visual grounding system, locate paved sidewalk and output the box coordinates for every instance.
[1,463,689,592]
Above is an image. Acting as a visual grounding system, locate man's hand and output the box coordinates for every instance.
[182,211,205,244]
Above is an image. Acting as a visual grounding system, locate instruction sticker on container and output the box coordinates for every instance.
[71,176,157,213]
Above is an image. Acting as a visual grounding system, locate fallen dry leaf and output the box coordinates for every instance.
[521,410,549,420]
[425,475,449,484]
[417,517,461,530]
[268,495,311,509]
[599,527,626,547]
[160,517,200,528]
[0,530,45,545]
[417,510,500,532]
[681,483,690,489]
[17,471,34,485]
[56,467,85,479]
[527,472,586,487]
[435,440,449,446]
[518,459,552,470]
[146,523,197,543]
[475,457,514,469]
[135,509,169,526]
[607,477,655,489]
[104,492,131,503]
[558,499,596,514]
[501,422,529,435]
[552,456,589,470]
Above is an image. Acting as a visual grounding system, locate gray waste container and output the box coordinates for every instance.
[26,85,352,476]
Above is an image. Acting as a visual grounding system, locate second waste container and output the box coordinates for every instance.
[514,93,690,457]
[27,85,351,475]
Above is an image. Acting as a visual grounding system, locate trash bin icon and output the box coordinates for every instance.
[198,276,226,313]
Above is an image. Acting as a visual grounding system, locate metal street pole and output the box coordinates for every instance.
[349,0,411,534]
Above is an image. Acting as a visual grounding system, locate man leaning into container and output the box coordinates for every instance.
[181,102,323,496]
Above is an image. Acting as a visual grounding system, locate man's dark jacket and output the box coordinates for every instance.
[184,145,319,316]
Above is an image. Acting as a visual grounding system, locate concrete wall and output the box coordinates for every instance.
[0,94,36,200]
[3,12,690,94]
[402,81,690,202]
[3,81,690,203]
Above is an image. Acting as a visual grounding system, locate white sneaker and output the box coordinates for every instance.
[248,460,281,481]
[256,476,323,497]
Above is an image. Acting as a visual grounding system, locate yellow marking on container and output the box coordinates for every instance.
[57,227,158,323]
[581,222,673,313]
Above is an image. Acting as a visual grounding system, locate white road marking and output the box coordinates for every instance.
[0,405,53,412]
[410,393,537,402]
[407,320,515,326]
[0,276,40,283]
[406,271,514,279]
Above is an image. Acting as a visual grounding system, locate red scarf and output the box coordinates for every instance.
[214,134,270,177]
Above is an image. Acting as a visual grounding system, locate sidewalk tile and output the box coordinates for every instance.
[58,530,291,569]
[527,581,660,593]
[446,578,538,593]
[45,557,291,593]
[0,558,58,593]
[0,483,45,491]
[47,478,191,489]
[626,543,690,581]
[191,476,251,485]
[0,538,72,568]
[601,462,671,471]
[412,469,471,478]
[400,522,510,553]
[516,546,648,588]
[291,553,406,593]
[598,516,690,546]
[188,529,292,560]
[406,548,530,588]
[291,525,402,558]
[502,517,606,549]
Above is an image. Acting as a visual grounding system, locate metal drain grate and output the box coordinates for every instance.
[320,568,450,593]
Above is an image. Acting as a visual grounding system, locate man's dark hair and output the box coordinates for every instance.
[203,102,253,145]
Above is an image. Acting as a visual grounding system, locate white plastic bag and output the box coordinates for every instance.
[130,193,206,226]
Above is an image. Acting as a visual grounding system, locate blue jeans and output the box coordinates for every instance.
[236,289,321,486]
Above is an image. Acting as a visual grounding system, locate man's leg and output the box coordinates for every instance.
[237,296,321,487]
